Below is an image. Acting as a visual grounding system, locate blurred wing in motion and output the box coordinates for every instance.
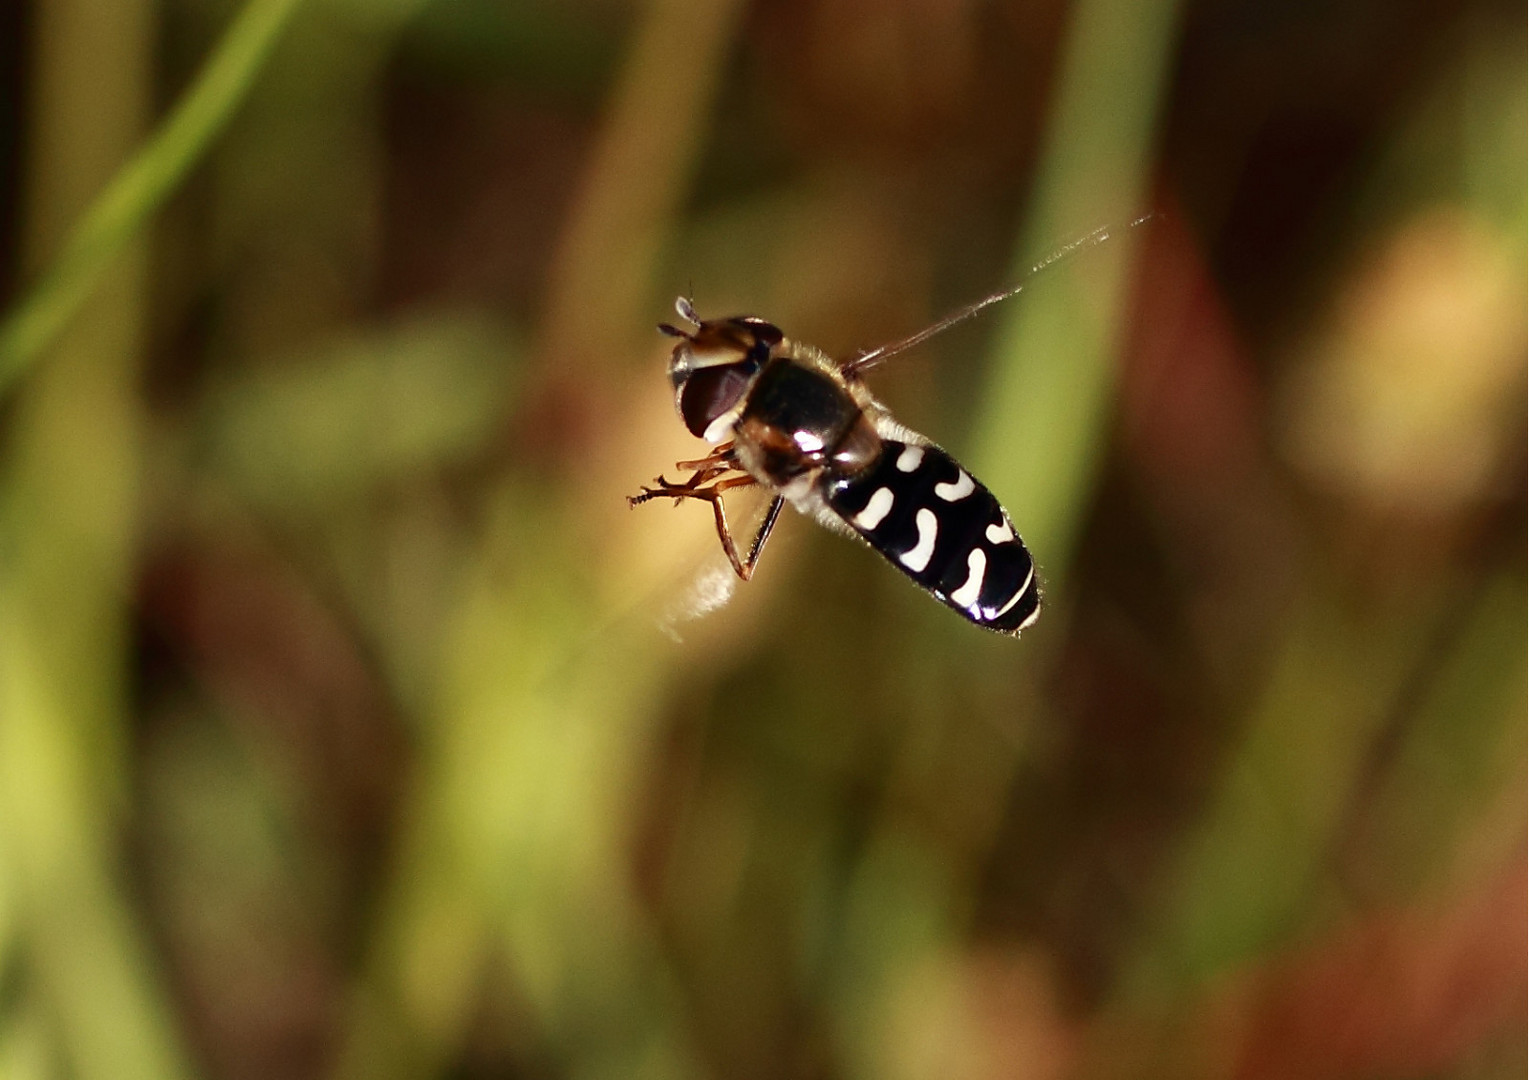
[653,489,783,641]
[655,557,740,643]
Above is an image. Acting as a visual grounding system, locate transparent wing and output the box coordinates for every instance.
[655,557,741,643]
[841,216,1155,377]
[652,489,783,642]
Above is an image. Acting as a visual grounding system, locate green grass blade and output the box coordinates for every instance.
[0,0,307,396]
[970,0,1185,582]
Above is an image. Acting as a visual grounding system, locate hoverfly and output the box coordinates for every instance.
[629,221,1143,635]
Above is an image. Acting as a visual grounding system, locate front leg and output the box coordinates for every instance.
[628,474,780,581]
[631,459,731,506]
[675,440,736,472]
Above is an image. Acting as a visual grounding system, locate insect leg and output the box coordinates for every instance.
[628,474,765,580]
[703,476,766,580]
[675,441,736,472]
[741,496,785,579]
[626,443,740,506]
[630,461,735,507]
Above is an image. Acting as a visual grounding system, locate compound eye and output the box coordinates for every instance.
[678,360,757,438]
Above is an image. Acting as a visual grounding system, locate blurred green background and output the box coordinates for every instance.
[0,0,1523,1078]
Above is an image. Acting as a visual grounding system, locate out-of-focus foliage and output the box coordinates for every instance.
[0,0,1522,1079]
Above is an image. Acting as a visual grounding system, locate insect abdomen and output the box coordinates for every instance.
[822,440,1040,634]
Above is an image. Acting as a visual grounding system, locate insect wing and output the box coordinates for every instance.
[841,215,1154,377]
[651,488,780,640]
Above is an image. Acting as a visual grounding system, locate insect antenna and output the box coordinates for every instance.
[842,213,1156,377]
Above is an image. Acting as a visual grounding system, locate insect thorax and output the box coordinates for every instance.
[732,356,881,488]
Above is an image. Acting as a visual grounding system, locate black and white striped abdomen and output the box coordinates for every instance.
[821,439,1040,634]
